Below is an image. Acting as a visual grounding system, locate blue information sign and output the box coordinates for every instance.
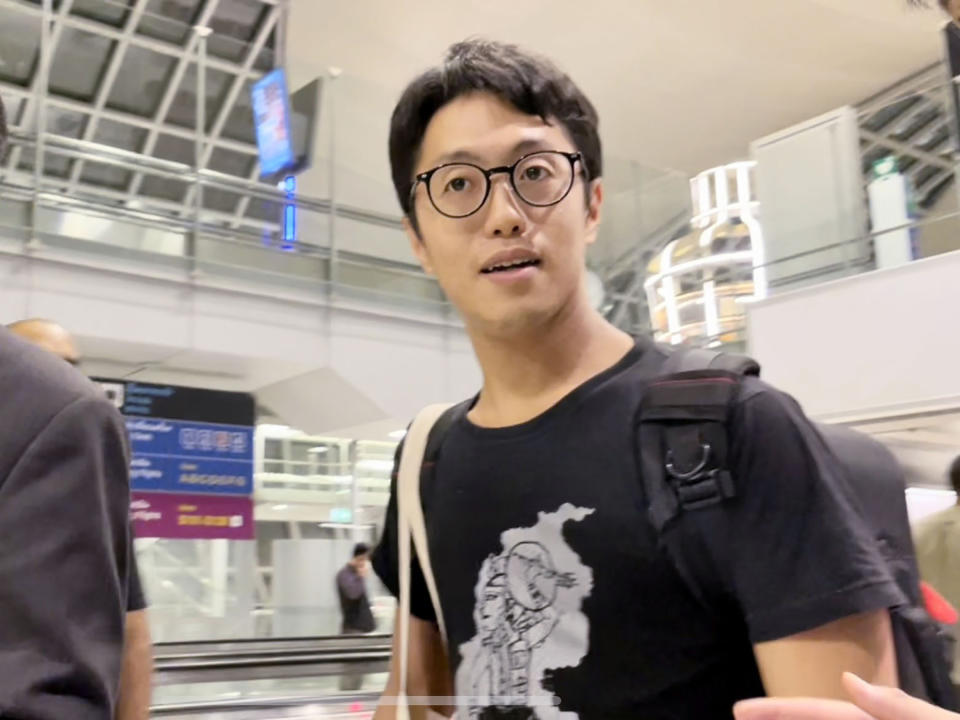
[93,379,256,497]
[127,418,254,495]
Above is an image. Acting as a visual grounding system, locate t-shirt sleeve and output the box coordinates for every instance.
[696,381,905,644]
[127,526,147,612]
[371,439,438,623]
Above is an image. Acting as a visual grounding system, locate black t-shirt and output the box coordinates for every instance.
[372,340,904,719]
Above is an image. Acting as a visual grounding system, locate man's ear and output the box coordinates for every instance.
[584,178,603,247]
[403,215,435,275]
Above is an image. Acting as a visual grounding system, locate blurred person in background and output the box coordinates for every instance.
[370,40,902,720]
[337,542,376,636]
[0,101,133,718]
[8,319,153,720]
[914,456,960,674]
[337,542,376,692]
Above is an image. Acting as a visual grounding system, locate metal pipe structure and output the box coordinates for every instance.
[30,0,54,249]
[192,25,213,270]
[328,66,342,292]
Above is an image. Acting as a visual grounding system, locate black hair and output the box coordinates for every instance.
[388,39,602,223]
[905,0,950,8]
[352,542,370,558]
[950,455,960,495]
[0,95,7,158]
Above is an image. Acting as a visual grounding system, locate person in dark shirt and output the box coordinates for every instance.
[337,542,376,635]
[337,543,377,692]
[370,39,900,720]
[0,96,133,720]
[8,318,154,720]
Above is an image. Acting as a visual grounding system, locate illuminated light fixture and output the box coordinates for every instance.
[644,250,755,289]
[646,161,765,349]
[272,504,289,511]
[388,429,407,440]
[307,446,328,454]
[737,163,768,300]
[702,280,720,337]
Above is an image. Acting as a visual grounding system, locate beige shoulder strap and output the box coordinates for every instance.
[396,403,453,719]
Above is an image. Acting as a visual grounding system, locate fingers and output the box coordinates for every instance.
[842,673,952,720]
[733,697,876,720]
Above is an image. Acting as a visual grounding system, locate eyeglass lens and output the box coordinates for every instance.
[427,151,574,218]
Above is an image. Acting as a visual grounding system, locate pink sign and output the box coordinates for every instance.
[131,491,254,540]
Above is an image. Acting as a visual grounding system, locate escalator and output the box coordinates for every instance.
[152,634,392,718]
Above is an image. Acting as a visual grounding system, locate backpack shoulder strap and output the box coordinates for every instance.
[639,347,759,604]
[395,399,471,711]
[658,344,761,377]
[396,403,452,712]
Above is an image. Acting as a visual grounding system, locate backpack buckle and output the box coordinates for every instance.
[665,443,735,510]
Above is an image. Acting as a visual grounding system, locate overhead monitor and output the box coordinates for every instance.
[251,68,296,179]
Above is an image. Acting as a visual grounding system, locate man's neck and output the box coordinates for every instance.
[467,295,634,428]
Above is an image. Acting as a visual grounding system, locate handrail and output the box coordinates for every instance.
[153,648,391,671]
[5,130,405,229]
[151,692,379,716]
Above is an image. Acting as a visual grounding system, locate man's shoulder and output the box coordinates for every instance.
[0,328,117,471]
[916,505,960,536]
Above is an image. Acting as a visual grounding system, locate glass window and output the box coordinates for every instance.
[79,162,131,190]
[0,9,40,85]
[203,187,242,213]
[71,0,132,27]
[18,147,70,179]
[138,0,200,44]
[140,135,191,201]
[165,65,233,130]
[208,0,267,62]
[106,46,175,116]
[153,132,194,165]
[45,107,88,139]
[93,119,147,152]
[209,147,253,177]
[221,77,255,143]
[49,27,114,102]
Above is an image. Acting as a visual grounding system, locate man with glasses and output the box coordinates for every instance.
[371,41,900,719]
[8,319,153,720]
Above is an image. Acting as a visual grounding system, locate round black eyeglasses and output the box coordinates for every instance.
[412,150,583,219]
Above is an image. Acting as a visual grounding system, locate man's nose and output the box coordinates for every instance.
[483,176,527,238]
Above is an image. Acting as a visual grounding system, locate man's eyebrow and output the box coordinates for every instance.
[428,139,556,169]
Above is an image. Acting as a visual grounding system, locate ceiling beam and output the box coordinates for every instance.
[2,0,76,176]
[124,0,222,200]
[65,0,152,192]
[180,4,280,214]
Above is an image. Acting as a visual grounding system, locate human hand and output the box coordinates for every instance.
[734,673,959,720]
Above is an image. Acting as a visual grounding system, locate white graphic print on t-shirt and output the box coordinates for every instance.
[455,503,595,720]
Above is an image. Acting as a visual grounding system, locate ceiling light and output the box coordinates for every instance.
[272,504,288,511]
[308,446,328,454]
[389,430,407,440]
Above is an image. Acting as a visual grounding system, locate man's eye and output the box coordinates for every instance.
[446,177,469,192]
[523,166,549,181]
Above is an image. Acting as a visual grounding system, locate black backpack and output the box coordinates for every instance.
[420,346,957,708]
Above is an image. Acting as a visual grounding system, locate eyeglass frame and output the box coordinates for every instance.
[410,150,585,219]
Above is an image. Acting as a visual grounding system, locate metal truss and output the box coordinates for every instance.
[0,0,276,216]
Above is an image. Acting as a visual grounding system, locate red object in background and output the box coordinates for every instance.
[921,581,959,625]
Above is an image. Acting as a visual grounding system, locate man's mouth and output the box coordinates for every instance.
[480,258,542,274]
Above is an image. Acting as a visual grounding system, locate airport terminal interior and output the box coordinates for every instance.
[3,0,960,717]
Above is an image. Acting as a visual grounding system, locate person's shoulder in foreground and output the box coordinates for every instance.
[0,325,132,719]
